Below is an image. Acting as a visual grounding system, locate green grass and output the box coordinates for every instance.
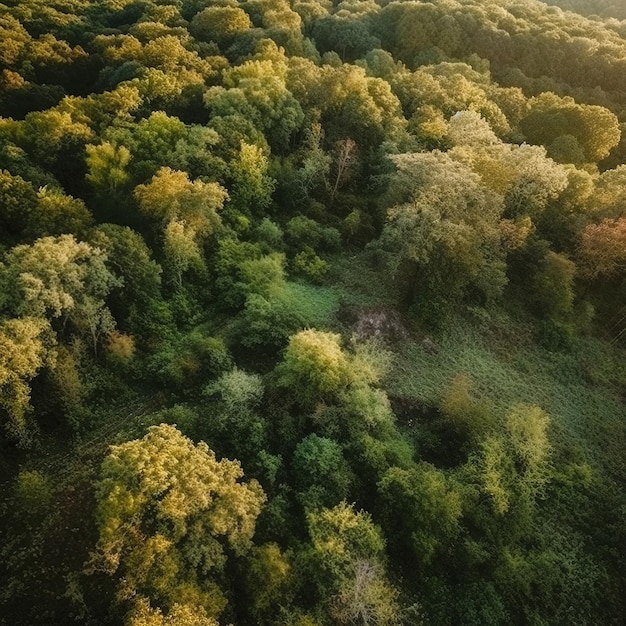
[326,252,400,309]
[386,312,626,478]
[283,280,342,328]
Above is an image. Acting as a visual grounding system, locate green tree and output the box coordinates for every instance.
[378,463,462,567]
[467,404,551,528]
[293,434,353,509]
[375,150,506,320]
[204,47,305,150]
[227,141,276,216]
[0,169,39,246]
[244,543,291,623]
[520,93,621,164]
[532,251,576,320]
[17,109,94,170]
[90,225,162,332]
[31,186,93,239]
[312,15,381,62]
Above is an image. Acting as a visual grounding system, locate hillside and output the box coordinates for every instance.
[1,1,625,625]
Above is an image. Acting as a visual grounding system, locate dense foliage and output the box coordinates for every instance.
[1,1,625,624]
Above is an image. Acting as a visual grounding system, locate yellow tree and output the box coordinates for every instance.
[280,329,352,404]
[135,168,227,285]
[134,167,227,237]
[91,424,265,622]
[0,317,53,445]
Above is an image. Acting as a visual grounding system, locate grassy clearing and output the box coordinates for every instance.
[283,280,342,328]
[326,252,400,309]
[386,312,626,478]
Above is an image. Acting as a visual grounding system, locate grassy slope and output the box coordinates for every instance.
[328,253,626,483]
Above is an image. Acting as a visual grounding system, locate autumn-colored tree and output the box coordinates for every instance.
[579,217,626,280]
[134,167,227,237]
[189,6,253,47]
[85,142,132,195]
[0,317,53,445]
[90,424,265,620]
[279,329,352,404]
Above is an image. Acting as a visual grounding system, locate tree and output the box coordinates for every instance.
[295,120,332,200]
[305,502,401,624]
[532,251,576,320]
[589,165,626,219]
[85,142,132,195]
[520,93,621,164]
[90,225,162,328]
[0,169,39,245]
[90,424,265,620]
[467,404,551,529]
[134,167,227,237]
[579,217,626,280]
[378,463,462,567]
[311,64,407,147]
[279,329,352,404]
[162,218,204,287]
[239,251,287,299]
[31,186,93,239]
[0,316,52,445]
[204,47,305,150]
[189,6,253,47]
[331,559,401,626]
[244,543,291,623]
[227,141,276,216]
[329,138,357,206]
[375,150,506,319]
[446,118,569,218]
[293,434,352,509]
[4,235,121,352]
[127,599,219,626]
[312,15,380,62]
[18,109,94,171]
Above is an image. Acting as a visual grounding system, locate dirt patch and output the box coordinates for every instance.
[354,308,409,343]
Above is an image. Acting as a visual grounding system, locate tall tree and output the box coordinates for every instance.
[376,150,506,320]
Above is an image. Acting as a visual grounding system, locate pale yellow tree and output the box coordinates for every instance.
[5,235,121,353]
[163,218,205,287]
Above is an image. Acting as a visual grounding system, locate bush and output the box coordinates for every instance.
[15,470,51,515]
[292,246,329,283]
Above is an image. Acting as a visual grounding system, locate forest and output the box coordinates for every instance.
[0,0,625,624]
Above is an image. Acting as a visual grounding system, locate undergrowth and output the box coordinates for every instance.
[386,310,626,480]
